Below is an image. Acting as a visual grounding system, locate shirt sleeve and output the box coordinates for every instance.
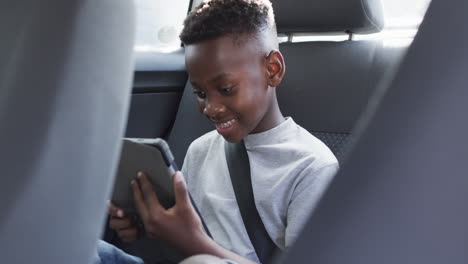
[180,144,192,186]
[284,162,339,247]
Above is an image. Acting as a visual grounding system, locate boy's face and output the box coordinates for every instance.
[185,35,276,142]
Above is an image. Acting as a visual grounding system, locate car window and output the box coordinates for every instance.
[133,0,432,52]
[357,0,432,47]
[134,0,190,53]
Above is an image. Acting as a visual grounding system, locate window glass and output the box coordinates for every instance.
[355,0,432,47]
[383,0,431,29]
[133,0,432,50]
[134,0,190,53]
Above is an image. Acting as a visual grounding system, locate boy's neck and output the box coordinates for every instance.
[268,97,285,128]
[251,96,285,134]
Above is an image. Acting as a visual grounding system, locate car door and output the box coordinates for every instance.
[124,0,192,140]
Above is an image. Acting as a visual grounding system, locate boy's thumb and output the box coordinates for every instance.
[173,171,189,206]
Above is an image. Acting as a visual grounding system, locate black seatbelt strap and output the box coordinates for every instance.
[224,140,279,263]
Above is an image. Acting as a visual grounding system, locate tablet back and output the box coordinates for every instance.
[112,140,175,213]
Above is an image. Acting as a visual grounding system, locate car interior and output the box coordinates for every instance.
[108,0,408,261]
[132,0,409,166]
[2,0,467,263]
[274,0,468,263]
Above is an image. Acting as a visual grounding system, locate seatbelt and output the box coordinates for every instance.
[224,140,279,263]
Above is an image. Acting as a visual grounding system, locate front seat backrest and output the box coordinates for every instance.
[0,1,135,264]
[275,0,468,263]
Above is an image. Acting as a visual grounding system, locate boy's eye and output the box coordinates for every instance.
[193,90,206,99]
[219,87,233,95]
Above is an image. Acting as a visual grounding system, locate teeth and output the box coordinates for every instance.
[218,119,235,128]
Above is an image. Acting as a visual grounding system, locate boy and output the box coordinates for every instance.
[106,0,338,263]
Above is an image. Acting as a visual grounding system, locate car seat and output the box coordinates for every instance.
[0,1,135,263]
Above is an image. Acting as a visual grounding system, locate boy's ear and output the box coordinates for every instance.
[265,50,286,87]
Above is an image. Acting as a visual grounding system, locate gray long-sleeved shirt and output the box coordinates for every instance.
[182,118,339,263]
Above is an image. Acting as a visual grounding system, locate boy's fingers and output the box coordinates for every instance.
[109,217,133,230]
[173,171,190,208]
[108,201,124,218]
[131,179,149,221]
[118,228,139,243]
[137,172,163,211]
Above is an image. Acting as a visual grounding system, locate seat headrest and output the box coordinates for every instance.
[272,0,384,34]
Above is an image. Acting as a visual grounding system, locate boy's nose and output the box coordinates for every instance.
[203,102,226,119]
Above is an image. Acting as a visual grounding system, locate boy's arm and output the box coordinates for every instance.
[132,171,256,264]
[285,163,339,247]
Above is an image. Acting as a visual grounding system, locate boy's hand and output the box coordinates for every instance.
[108,201,140,243]
[132,171,256,264]
[132,171,208,255]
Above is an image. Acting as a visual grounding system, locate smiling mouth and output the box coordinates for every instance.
[215,119,236,129]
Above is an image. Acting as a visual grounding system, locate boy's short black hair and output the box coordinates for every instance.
[180,0,277,46]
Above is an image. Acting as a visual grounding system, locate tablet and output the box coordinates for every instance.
[111,138,176,213]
